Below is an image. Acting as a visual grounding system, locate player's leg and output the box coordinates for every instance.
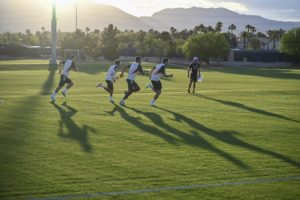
[193,81,196,93]
[150,81,162,106]
[106,80,114,102]
[188,79,192,93]
[120,79,133,106]
[132,81,140,92]
[62,79,73,97]
[51,75,65,101]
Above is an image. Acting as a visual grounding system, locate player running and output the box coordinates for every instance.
[50,55,77,102]
[187,57,201,93]
[96,60,120,103]
[146,57,173,106]
[119,56,144,106]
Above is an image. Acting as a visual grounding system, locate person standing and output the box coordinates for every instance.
[187,57,201,93]
[146,57,173,106]
[119,57,144,106]
[96,60,120,103]
[51,55,77,102]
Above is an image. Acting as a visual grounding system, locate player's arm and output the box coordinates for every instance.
[162,67,173,78]
[137,64,144,75]
[119,64,129,78]
[187,64,191,78]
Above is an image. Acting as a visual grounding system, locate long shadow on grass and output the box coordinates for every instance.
[0,69,57,197]
[156,106,300,168]
[40,67,56,95]
[195,94,300,123]
[106,103,177,145]
[212,67,300,80]
[51,102,95,152]
[108,104,249,169]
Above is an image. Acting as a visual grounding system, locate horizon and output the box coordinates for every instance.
[91,0,300,22]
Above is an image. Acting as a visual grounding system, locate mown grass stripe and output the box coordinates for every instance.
[28,175,300,200]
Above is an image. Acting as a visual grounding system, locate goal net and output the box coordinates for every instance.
[64,49,80,61]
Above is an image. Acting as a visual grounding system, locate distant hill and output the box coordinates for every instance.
[146,7,300,32]
[0,1,299,33]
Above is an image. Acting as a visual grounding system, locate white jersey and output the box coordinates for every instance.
[106,64,118,81]
[62,59,74,77]
[127,62,143,80]
[151,63,166,81]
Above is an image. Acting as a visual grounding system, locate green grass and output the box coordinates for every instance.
[0,60,299,200]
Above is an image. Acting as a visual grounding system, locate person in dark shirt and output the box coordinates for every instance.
[188,57,201,93]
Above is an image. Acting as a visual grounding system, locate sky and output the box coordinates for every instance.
[89,0,300,21]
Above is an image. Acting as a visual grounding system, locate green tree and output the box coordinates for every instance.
[101,24,120,60]
[280,28,300,63]
[248,38,261,50]
[183,32,230,63]
[152,38,170,61]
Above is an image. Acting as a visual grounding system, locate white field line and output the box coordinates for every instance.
[28,175,300,200]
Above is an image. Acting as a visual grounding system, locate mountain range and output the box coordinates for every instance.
[0,0,299,33]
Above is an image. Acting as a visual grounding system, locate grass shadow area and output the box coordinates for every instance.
[155,106,300,168]
[195,94,300,123]
[51,102,96,153]
[210,66,300,80]
[107,104,249,169]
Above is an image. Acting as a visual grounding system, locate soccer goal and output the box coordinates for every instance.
[64,49,80,61]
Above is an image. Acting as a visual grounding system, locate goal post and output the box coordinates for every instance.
[64,49,80,61]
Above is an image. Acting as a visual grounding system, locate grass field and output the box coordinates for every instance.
[0,59,299,200]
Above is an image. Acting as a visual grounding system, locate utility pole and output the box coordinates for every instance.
[50,0,57,65]
[75,1,78,31]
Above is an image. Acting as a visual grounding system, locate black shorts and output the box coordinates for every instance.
[106,80,113,90]
[59,75,72,87]
[151,80,162,90]
[126,79,140,91]
[190,74,198,82]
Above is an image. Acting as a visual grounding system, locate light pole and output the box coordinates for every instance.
[50,0,57,65]
[75,0,78,31]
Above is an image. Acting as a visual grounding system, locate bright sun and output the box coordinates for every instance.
[55,0,76,6]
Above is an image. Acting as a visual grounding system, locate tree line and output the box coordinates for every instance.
[0,22,299,62]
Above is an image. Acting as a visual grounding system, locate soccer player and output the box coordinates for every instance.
[187,57,201,93]
[146,57,173,106]
[96,60,120,103]
[119,56,144,106]
[50,55,77,102]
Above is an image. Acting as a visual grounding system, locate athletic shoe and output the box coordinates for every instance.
[145,83,153,89]
[61,91,67,97]
[119,99,126,106]
[188,90,191,93]
[50,94,56,102]
[192,90,195,93]
[96,83,103,88]
[109,97,114,103]
[150,99,156,106]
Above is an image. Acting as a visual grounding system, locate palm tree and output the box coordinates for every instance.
[228,24,236,33]
[240,31,248,49]
[85,27,90,35]
[267,29,277,49]
[215,21,223,32]
[250,26,256,34]
[245,24,252,33]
